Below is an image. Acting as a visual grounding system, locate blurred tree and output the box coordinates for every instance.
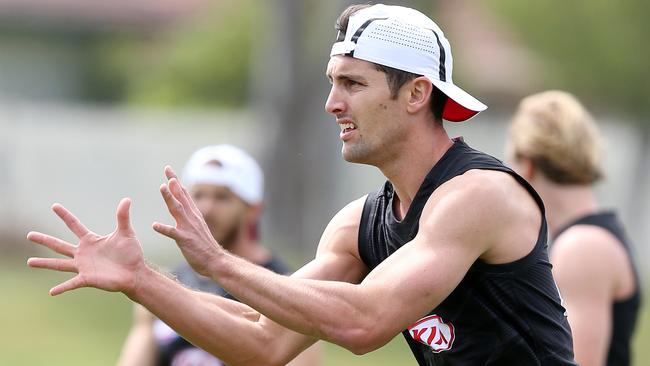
[485,0,649,121]
[87,0,259,108]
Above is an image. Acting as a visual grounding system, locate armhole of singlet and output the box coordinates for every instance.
[358,191,378,269]
[578,214,642,294]
[507,170,550,250]
[469,165,550,272]
[511,173,546,217]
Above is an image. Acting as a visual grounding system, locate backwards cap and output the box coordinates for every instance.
[330,4,487,122]
[182,144,264,204]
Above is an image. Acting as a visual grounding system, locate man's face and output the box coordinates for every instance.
[190,183,250,248]
[325,56,409,165]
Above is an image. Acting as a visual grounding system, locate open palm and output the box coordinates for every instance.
[27,198,145,296]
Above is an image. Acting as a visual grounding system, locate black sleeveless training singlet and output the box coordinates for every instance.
[556,212,642,366]
[359,139,577,365]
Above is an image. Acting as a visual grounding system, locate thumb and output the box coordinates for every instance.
[116,198,133,233]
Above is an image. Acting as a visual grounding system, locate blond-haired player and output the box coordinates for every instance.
[506,90,641,366]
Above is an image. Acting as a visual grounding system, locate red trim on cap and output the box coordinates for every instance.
[442,98,479,122]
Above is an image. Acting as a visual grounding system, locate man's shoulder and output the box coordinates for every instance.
[317,196,367,253]
[331,195,367,234]
[553,224,627,267]
[433,169,519,207]
[419,169,540,253]
[337,195,368,221]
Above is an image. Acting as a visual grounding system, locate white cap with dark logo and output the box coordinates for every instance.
[330,4,487,122]
[182,144,264,204]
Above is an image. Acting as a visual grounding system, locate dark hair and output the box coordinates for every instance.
[334,4,373,41]
[335,4,448,123]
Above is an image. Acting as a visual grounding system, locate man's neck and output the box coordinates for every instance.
[538,183,599,237]
[380,129,454,220]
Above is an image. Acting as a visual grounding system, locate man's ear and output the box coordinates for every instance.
[405,76,433,114]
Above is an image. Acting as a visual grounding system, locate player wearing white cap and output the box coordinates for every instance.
[28,4,576,365]
[117,145,320,366]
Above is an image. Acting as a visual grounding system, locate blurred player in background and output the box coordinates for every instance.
[506,90,641,366]
[117,144,320,366]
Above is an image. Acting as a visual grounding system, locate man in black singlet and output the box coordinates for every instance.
[27,4,577,365]
[506,91,641,366]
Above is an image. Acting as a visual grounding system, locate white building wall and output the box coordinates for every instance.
[1,102,647,277]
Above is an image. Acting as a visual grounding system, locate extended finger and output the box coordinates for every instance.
[27,257,77,273]
[163,166,186,197]
[168,177,191,207]
[116,198,133,233]
[152,221,182,241]
[168,178,203,218]
[164,165,178,181]
[50,275,86,296]
[164,166,202,217]
[26,231,75,257]
[160,183,186,221]
[52,204,91,239]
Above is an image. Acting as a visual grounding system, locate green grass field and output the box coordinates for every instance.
[1,263,648,365]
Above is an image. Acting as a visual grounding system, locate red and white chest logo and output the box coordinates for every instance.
[408,315,455,353]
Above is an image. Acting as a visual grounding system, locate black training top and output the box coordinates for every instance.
[556,211,642,366]
[155,258,290,366]
[359,139,577,366]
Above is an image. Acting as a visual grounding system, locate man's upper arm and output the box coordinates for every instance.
[253,196,369,361]
[292,195,369,283]
[354,174,511,343]
[551,227,618,366]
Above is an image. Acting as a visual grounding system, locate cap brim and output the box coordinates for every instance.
[430,79,487,122]
[331,41,356,56]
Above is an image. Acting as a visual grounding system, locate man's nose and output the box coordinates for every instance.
[325,86,345,115]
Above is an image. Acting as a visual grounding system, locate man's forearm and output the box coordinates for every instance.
[126,265,314,366]
[206,252,381,353]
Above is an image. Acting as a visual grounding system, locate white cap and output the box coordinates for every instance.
[182,145,264,204]
[330,4,487,122]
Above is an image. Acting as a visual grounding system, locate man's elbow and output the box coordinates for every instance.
[329,325,391,355]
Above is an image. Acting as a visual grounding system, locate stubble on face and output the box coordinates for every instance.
[327,57,409,166]
[209,220,240,250]
[341,97,408,166]
[192,184,249,250]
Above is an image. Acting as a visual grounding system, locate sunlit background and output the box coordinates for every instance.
[1,0,648,364]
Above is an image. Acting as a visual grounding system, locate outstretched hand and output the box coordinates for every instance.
[26,198,145,296]
[153,166,224,276]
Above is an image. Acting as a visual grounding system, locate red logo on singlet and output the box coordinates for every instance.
[408,315,455,353]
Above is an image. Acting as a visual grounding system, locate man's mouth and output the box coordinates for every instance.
[339,122,357,133]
